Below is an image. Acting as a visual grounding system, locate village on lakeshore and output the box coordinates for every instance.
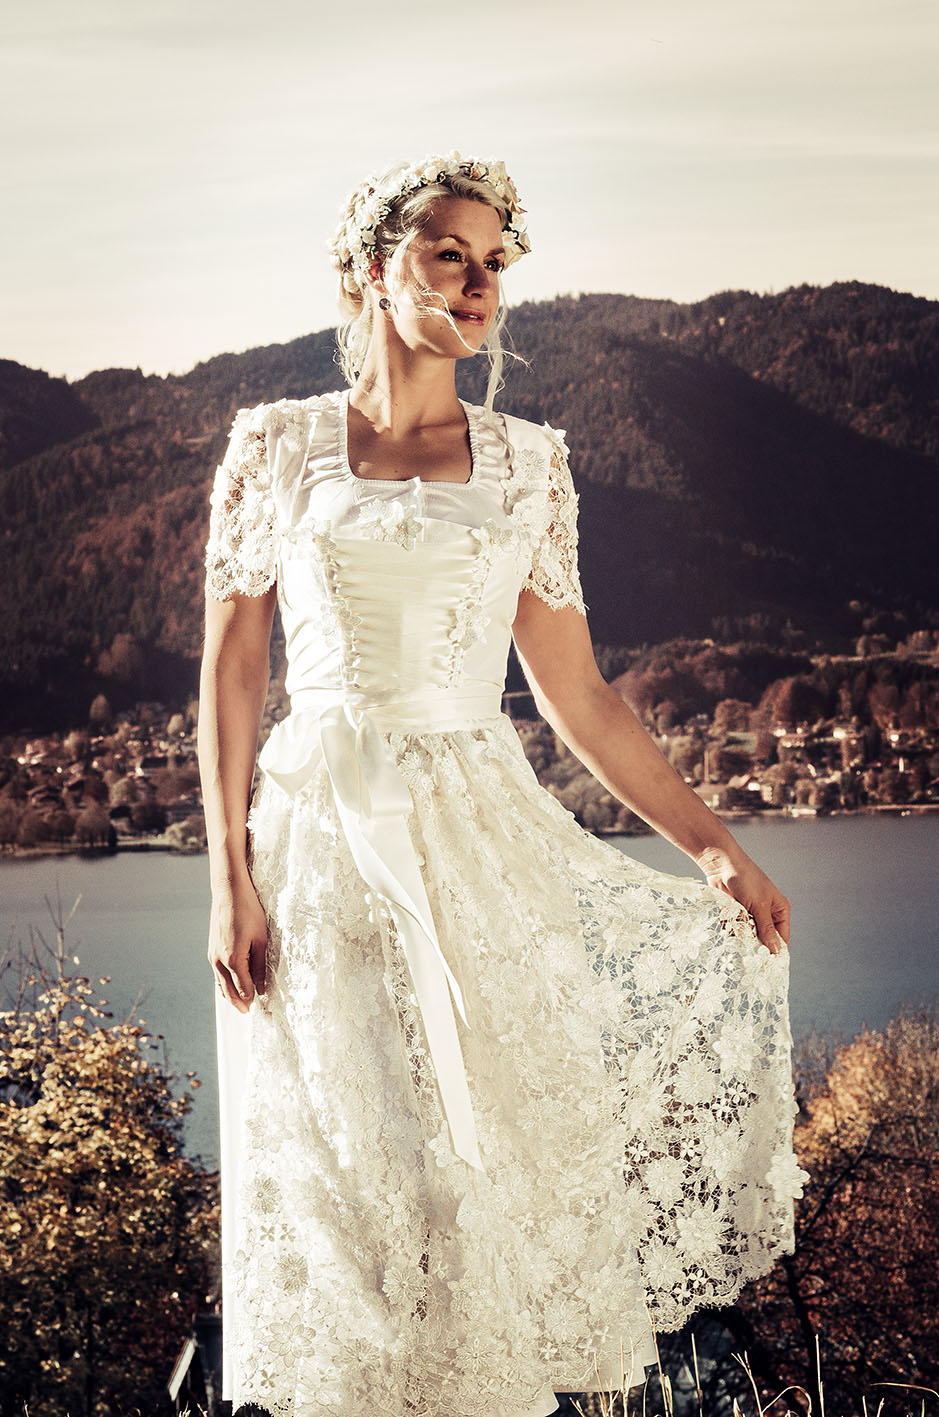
[3,632,937,857]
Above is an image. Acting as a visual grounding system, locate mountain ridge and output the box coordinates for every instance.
[2,281,937,732]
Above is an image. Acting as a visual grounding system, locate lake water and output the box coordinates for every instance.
[2,814,937,1168]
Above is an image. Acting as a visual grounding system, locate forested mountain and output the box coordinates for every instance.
[1,281,937,732]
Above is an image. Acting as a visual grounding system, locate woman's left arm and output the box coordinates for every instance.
[512,591,790,954]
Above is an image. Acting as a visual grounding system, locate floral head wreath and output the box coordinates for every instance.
[328,150,531,296]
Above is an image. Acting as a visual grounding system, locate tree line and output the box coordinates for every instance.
[1,281,938,732]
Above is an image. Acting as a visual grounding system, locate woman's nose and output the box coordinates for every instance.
[463,259,492,294]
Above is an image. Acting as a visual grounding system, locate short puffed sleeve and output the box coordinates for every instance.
[204,404,277,600]
[522,426,587,616]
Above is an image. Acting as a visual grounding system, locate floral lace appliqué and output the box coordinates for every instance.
[204,404,278,600]
[499,422,587,616]
[524,427,587,615]
[444,519,512,681]
[353,484,425,551]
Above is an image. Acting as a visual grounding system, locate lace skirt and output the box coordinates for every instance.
[215,715,805,1417]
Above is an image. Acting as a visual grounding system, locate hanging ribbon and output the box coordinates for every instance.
[257,688,502,1174]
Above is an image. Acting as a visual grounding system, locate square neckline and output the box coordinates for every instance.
[338,388,480,488]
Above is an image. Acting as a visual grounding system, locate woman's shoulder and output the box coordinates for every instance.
[474,402,570,466]
[229,389,342,445]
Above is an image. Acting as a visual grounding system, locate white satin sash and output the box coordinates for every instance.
[257,683,504,1174]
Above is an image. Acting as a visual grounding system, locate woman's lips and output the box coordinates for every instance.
[451,309,486,324]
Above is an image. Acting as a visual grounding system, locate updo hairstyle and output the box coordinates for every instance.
[333,169,518,412]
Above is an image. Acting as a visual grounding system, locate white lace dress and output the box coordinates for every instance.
[206,388,807,1417]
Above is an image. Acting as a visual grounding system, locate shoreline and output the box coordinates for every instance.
[2,801,937,864]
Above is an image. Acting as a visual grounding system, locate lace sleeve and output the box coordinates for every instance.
[204,404,277,600]
[522,426,587,615]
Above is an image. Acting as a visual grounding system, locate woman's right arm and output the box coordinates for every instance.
[198,586,278,1012]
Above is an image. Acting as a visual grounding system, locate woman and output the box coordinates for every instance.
[199,151,808,1417]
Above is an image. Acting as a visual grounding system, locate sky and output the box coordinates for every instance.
[3,0,938,382]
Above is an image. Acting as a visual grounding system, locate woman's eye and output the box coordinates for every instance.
[439,249,503,273]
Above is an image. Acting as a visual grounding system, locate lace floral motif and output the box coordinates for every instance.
[501,446,548,519]
[204,404,278,600]
[283,519,364,677]
[264,396,317,455]
[445,519,512,683]
[524,427,587,615]
[498,423,587,616]
[353,483,425,551]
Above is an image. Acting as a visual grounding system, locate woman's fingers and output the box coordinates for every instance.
[209,885,269,1010]
[750,904,781,954]
[749,891,791,954]
[214,959,249,1012]
[214,947,255,1010]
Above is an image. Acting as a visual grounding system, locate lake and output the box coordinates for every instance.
[2,813,937,1168]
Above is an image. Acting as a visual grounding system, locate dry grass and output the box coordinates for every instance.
[564,1332,939,1417]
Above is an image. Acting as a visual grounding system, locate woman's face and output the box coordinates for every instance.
[382,195,506,358]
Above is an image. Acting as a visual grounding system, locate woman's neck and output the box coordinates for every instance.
[350,344,463,437]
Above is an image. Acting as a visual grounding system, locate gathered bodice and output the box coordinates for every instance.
[205,387,588,715]
[275,393,531,713]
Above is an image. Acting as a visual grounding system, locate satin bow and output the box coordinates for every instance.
[257,697,486,1173]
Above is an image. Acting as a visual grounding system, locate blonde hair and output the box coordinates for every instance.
[332,171,525,413]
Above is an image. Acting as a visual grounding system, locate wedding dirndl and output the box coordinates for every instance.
[206,388,807,1417]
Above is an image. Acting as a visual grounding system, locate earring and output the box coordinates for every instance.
[379,296,391,310]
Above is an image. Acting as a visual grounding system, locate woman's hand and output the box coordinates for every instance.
[209,874,270,1011]
[695,846,791,955]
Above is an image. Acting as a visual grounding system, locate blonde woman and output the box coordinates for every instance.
[199,151,807,1417]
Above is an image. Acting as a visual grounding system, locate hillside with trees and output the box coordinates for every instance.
[1,282,937,732]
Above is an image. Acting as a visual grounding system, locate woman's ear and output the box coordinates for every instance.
[365,256,387,299]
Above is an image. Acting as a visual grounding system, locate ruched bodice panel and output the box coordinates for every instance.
[278,518,519,709]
